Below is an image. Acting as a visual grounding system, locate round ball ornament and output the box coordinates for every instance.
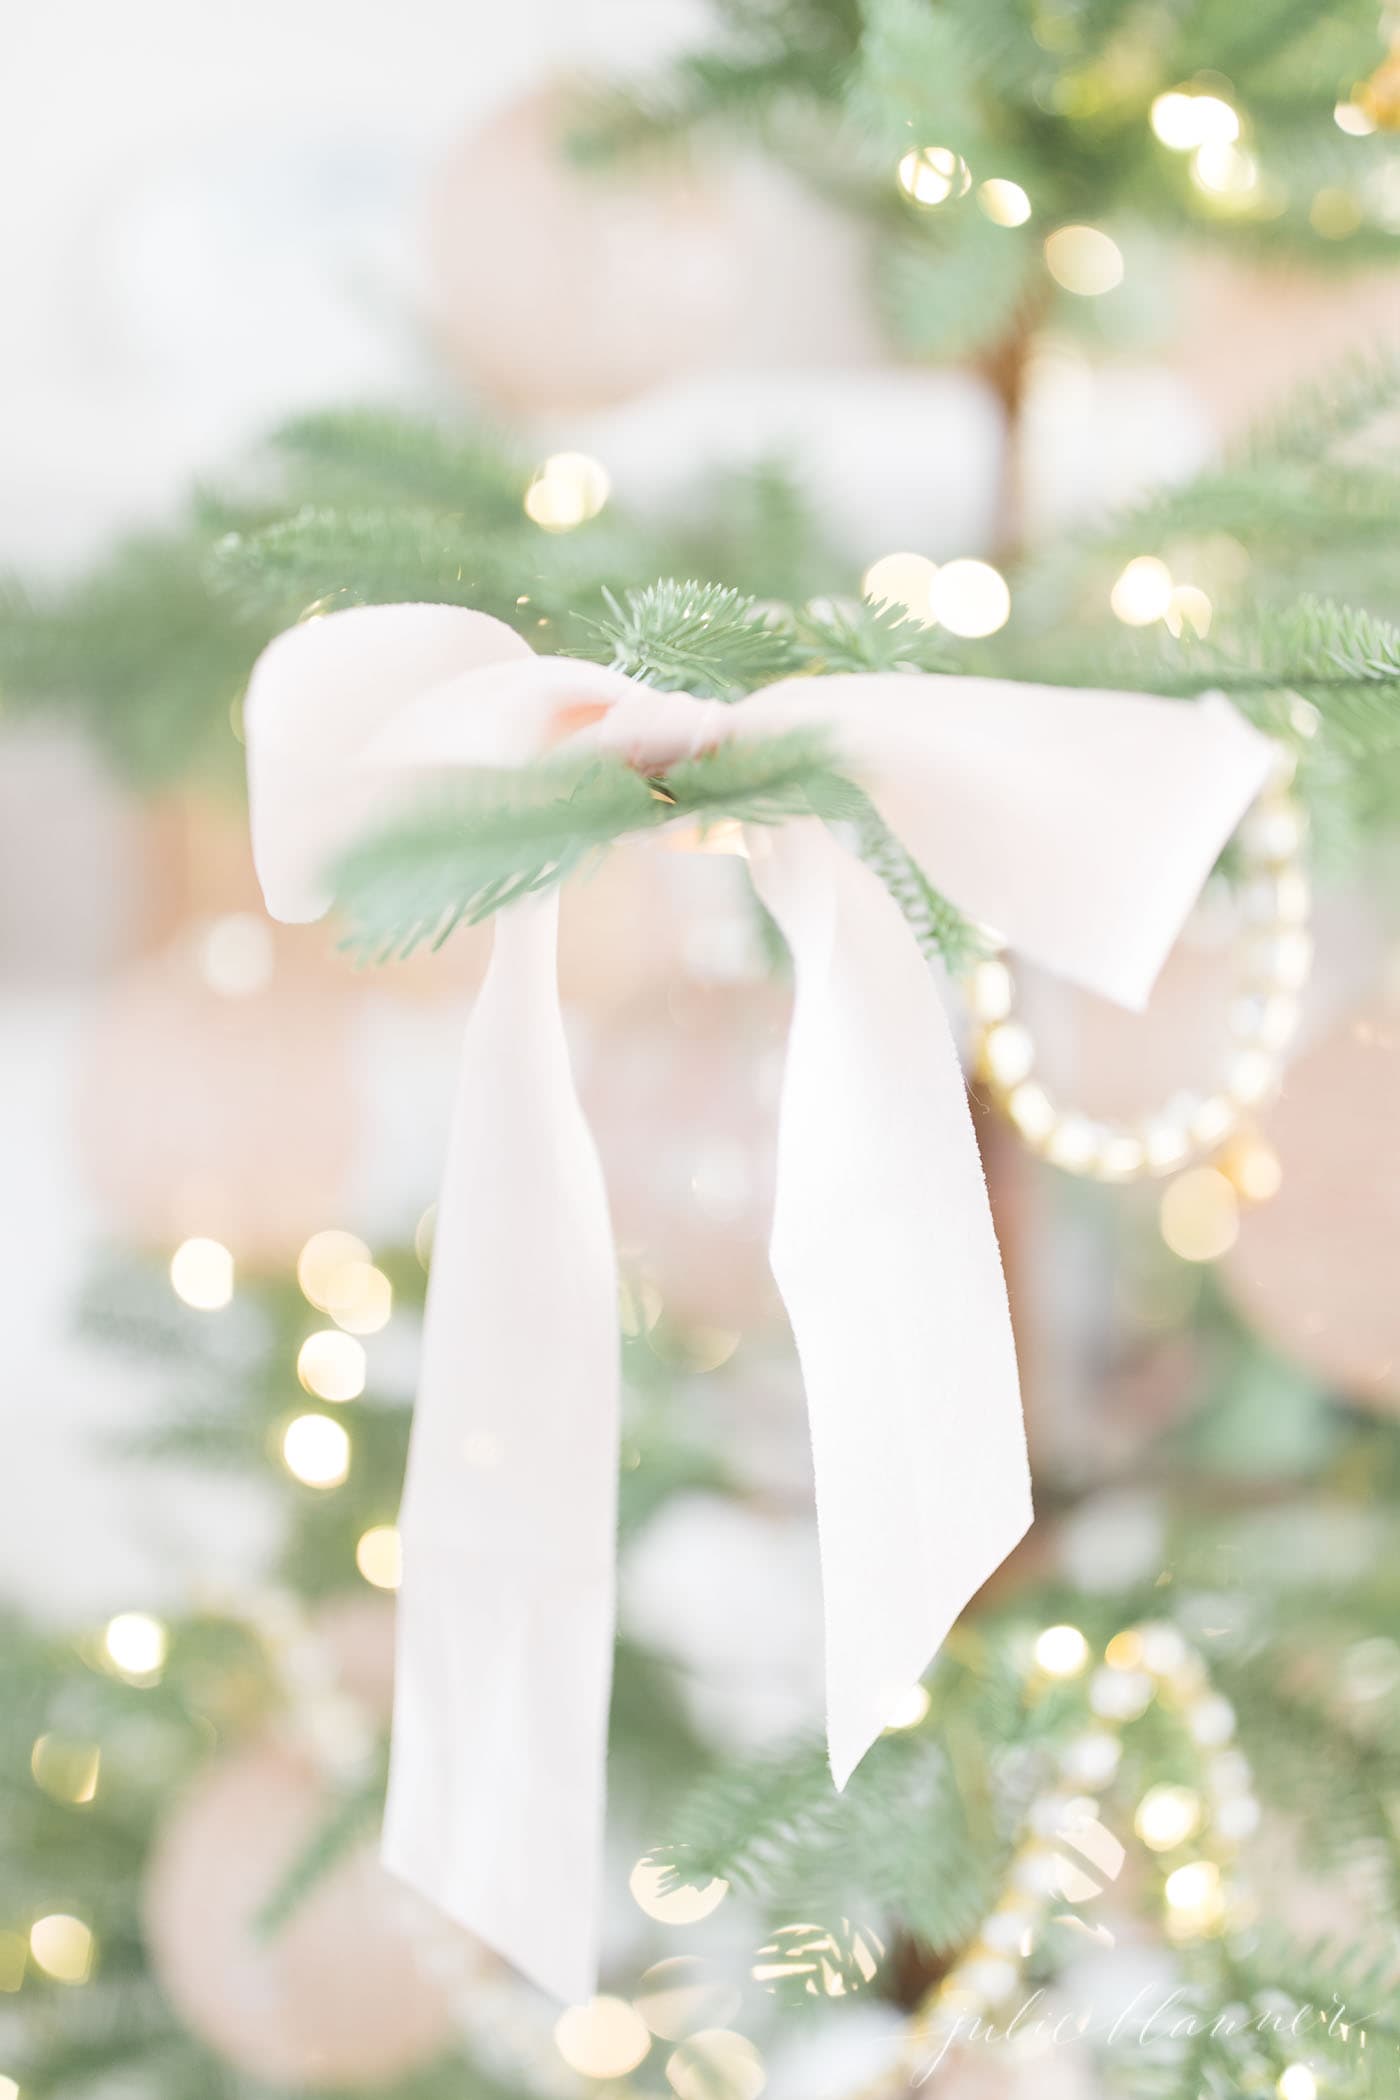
[143,1738,457,2087]
[578,981,786,1331]
[965,767,1310,1195]
[77,934,357,1267]
[427,84,738,414]
[1224,994,1400,1405]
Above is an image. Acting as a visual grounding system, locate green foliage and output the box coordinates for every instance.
[577,579,803,696]
[849,795,989,972]
[328,732,861,961]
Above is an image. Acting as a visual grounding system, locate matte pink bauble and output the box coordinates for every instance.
[77,938,356,1266]
[1225,999,1400,1406]
[426,84,738,414]
[579,981,786,1331]
[144,1738,456,2087]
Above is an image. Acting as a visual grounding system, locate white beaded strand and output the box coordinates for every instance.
[965,768,1310,1184]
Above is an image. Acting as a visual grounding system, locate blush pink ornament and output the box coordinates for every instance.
[143,1738,458,2088]
[427,84,738,415]
[579,980,784,1331]
[77,934,358,1268]
[1226,997,1400,1406]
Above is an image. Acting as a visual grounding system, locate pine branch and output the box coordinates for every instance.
[254,1761,386,1938]
[848,795,989,973]
[576,579,803,698]
[795,596,964,674]
[328,733,857,960]
[268,405,528,524]
[883,214,1040,360]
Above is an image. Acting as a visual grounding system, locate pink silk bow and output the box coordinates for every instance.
[245,600,1276,2000]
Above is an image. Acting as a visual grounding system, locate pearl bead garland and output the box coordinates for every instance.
[965,767,1310,1184]
[837,1621,1259,2100]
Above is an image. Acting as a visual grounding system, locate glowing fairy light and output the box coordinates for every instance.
[978,178,1032,226]
[169,1238,234,1310]
[355,1524,403,1590]
[897,146,971,206]
[929,558,1011,637]
[282,1413,351,1489]
[103,1612,168,1681]
[1033,1625,1090,1677]
[524,453,610,531]
[1044,225,1124,295]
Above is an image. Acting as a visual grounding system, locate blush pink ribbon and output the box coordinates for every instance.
[245,600,1275,2000]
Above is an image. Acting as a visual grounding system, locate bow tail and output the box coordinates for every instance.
[382,893,620,2004]
[747,823,1032,1785]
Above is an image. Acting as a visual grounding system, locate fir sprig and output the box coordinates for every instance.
[328,732,860,961]
[577,579,803,698]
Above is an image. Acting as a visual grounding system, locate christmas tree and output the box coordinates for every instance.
[4,4,1400,2098]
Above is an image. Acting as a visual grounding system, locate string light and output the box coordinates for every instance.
[630,1854,728,1924]
[929,558,1011,637]
[752,1919,883,1997]
[0,2072,16,2099]
[860,551,938,622]
[1278,2067,1319,2100]
[1134,1783,1202,1851]
[636,1957,742,2041]
[325,1261,393,1335]
[169,1237,234,1311]
[884,1683,932,1730]
[1162,1858,1225,1937]
[1191,143,1259,197]
[1150,90,1240,149]
[1165,583,1213,637]
[667,2030,766,2100]
[1033,1624,1091,1677]
[524,453,610,531]
[1044,225,1124,295]
[29,1914,95,1985]
[1159,1167,1240,1263]
[1110,555,1174,626]
[553,1996,651,2078]
[30,1735,100,1805]
[281,1414,351,1489]
[103,1611,168,1681]
[896,146,971,206]
[978,177,1032,226]
[297,1330,367,1402]
[1335,99,1376,135]
[297,1229,371,1310]
[355,1524,403,1590]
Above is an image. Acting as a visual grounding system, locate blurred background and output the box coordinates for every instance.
[4,1,1400,2095]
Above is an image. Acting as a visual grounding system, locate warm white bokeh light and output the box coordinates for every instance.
[29,1914,95,1985]
[297,1329,368,1402]
[1044,225,1124,295]
[282,1413,352,1488]
[1033,1624,1090,1677]
[103,1612,168,1680]
[630,1855,729,1924]
[524,452,610,531]
[1110,555,1174,626]
[930,558,1011,637]
[896,146,971,207]
[978,178,1032,226]
[169,1237,234,1310]
[356,1524,403,1590]
[553,1996,652,2078]
[860,550,938,622]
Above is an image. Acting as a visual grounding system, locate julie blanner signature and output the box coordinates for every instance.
[914,1985,1386,2080]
